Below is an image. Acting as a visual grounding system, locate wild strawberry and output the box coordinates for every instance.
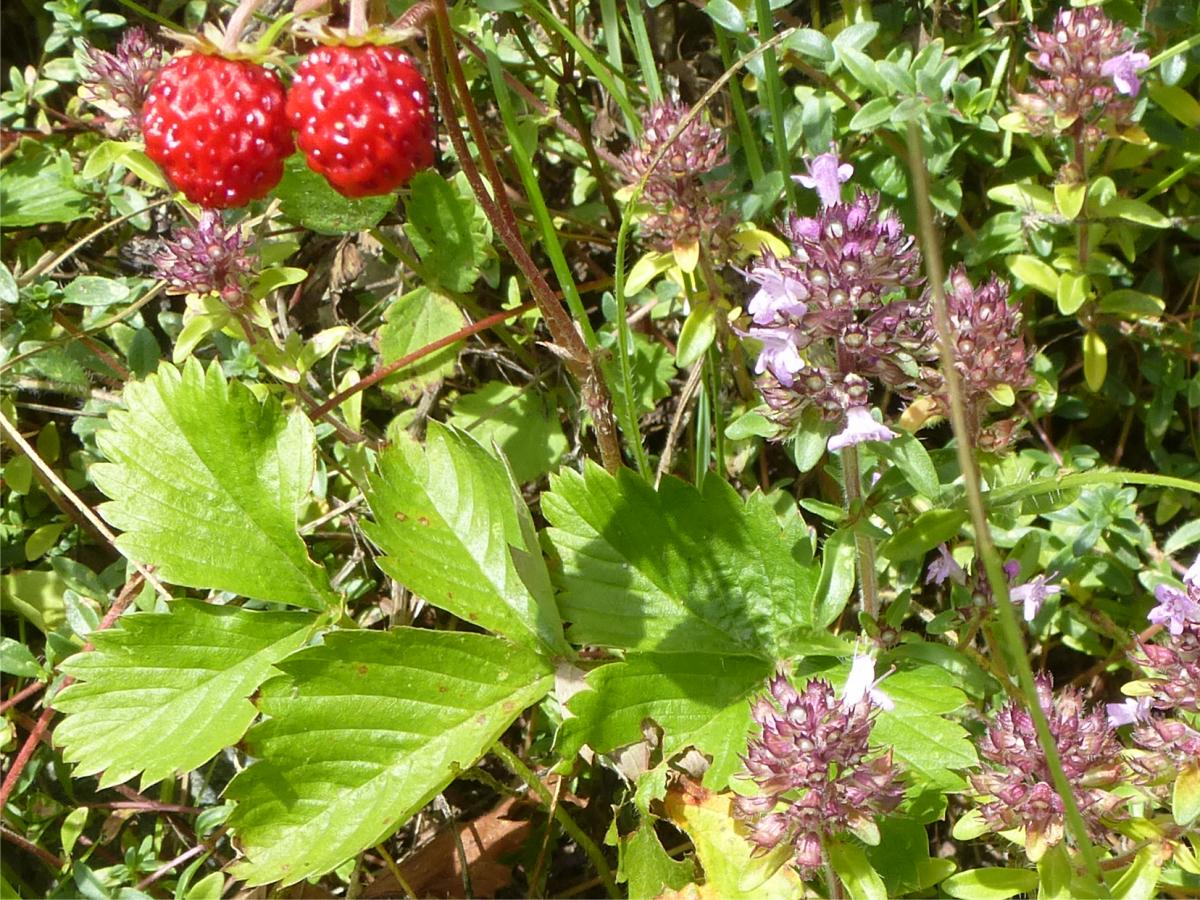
[142,54,292,209]
[286,45,434,198]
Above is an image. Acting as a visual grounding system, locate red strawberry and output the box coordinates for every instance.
[286,45,435,198]
[142,54,292,209]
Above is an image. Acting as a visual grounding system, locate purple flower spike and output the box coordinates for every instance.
[1010,573,1062,622]
[1106,696,1152,728]
[794,151,854,207]
[1148,583,1200,636]
[1100,50,1150,96]
[828,406,897,452]
[152,212,255,306]
[734,671,903,878]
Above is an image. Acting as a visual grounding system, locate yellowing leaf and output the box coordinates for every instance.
[663,780,804,899]
[1083,331,1107,392]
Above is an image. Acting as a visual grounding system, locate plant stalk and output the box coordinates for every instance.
[840,444,880,619]
[905,122,1106,890]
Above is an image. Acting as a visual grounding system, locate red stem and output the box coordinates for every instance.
[0,680,46,715]
[311,301,536,419]
[0,575,143,809]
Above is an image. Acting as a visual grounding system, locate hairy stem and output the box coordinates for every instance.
[906,123,1106,889]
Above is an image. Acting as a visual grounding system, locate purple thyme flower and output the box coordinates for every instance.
[828,406,897,453]
[1010,573,1062,622]
[1148,583,1200,636]
[1014,6,1148,145]
[622,101,736,261]
[926,544,967,586]
[1100,50,1150,96]
[1184,554,1200,585]
[749,326,806,387]
[741,189,931,441]
[79,27,164,137]
[970,674,1128,860]
[919,265,1033,449]
[734,670,903,878]
[1105,696,1153,728]
[745,255,809,325]
[794,151,854,207]
[151,211,255,305]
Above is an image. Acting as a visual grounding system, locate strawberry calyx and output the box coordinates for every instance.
[160,24,287,67]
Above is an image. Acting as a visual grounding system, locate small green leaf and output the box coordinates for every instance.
[1053,182,1086,220]
[275,153,394,236]
[0,144,91,226]
[1098,289,1163,318]
[625,250,673,295]
[724,409,777,440]
[1055,271,1090,315]
[60,807,88,859]
[91,359,336,608]
[987,183,1055,215]
[227,629,553,886]
[1173,763,1200,826]
[0,637,46,678]
[376,287,466,402]
[880,509,968,562]
[185,872,226,900]
[1110,844,1164,900]
[676,302,717,368]
[1102,198,1169,228]
[1006,254,1059,299]
[828,838,887,900]
[1149,84,1200,127]
[850,97,895,131]
[403,171,491,293]
[815,526,857,628]
[63,276,131,307]
[877,432,939,498]
[702,0,746,33]
[1083,330,1107,392]
[0,262,17,304]
[363,422,567,656]
[54,601,313,789]
[250,266,307,300]
[942,867,1039,900]
[24,522,65,561]
[785,28,835,61]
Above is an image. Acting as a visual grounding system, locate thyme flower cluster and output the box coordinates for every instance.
[734,660,904,878]
[622,101,736,261]
[79,27,164,137]
[970,674,1127,860]
[742,152,1034,451]
[1109,561,1200,779]
[1013,6,1149,144]
[151,211,255,305]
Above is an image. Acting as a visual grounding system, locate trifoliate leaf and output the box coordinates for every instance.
[91,360,336,609]
[226,628,553,886]
[53,601,313,789]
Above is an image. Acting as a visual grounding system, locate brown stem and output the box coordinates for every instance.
[428,6,622,471]
[0,680,46,715]
[1,824,66,870]
[311,301,535,419]
[134,827,229,891]
[0,575,143,810]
